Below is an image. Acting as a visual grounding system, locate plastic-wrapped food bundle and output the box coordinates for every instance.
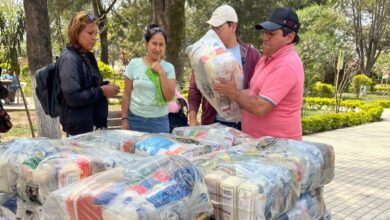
[190,152,299,220]
[42,156,213,220]
[18,200,43,220]
[231,137,335,192]
[0,193,18,220]
[205,159,298,220]
[0,138,71,197]
[189,151,223,176]
[134,134,216,158]
[68,129,145,153]
[33,147,142,204]
[186,30,243,122]
[303,141,335,187]
[277,188,328,220]
[172,123,253,148]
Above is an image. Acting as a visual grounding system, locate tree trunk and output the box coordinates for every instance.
[99,18,109,64]
[152,0,185,84]
[24,0,62,139]
[92,0,118,64]
[349,0,390,76]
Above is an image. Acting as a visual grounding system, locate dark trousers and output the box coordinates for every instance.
[214,119,241,130]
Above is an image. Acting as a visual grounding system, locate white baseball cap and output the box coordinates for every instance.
[206,5,238,27]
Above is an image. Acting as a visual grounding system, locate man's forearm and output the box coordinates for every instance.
[230,90,273,116]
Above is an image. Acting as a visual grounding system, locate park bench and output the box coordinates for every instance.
[107,95,122,129]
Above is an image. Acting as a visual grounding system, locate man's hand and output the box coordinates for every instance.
[188,111,200,127]
[212,78,238,99]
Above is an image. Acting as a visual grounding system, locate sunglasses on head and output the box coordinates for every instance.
[85,14,97,22]
[149,27,164,34]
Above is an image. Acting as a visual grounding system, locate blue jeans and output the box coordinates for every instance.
[128,111,169,133]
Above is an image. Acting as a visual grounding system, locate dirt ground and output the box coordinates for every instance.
[0,110,37,143]
[0,105,122,143]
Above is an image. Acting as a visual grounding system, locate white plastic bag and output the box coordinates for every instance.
[186,30,243,122]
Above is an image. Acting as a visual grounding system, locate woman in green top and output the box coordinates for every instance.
[121,24,176,133]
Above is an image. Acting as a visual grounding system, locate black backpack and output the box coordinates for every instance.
[35,61,62,118]
[168,97,189,133]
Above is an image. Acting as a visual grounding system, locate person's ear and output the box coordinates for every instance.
[287,32,296,44]
[231,22,238,32]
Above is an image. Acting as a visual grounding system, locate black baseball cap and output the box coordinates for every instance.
[255,7,300,33]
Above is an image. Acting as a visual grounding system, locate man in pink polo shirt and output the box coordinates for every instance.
[213,7,304,140]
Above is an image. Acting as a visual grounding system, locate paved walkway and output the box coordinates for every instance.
[303,109,390,220]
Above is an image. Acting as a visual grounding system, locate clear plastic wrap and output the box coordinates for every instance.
[303,141,335,187]
[0,138,71,197]
[18,200,43,220]
[172,123,253,148]
[42,156,213,220]
[33,147,142,204]
[277,188,328,220]
[191,152,299,220]
[186,30,243,122]
[231,137,335,192]
[134,134,216,158]
[68,129,145,153]
[0,193,18,220]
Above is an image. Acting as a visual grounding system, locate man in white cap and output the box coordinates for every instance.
[188,4,261,130]
[213,7,304,140]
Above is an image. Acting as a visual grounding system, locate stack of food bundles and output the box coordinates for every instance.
[42,156,213,219]
[186,136,335,219]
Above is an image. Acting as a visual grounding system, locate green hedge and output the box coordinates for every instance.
[374,99,390,108]
[312,82,334,98]
[374,85,390,92]
[303,97,363,111]
[302,102,384,134]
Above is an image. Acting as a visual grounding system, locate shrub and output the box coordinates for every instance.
[0,63,10,70]
[312,82,334,98]
[98,61,114,79]
[302,103,384,134]
[351,74,373,98]
[20,64,29,76]
[374,99,390,108]
[303,97,363,111]
[373,85,390,95]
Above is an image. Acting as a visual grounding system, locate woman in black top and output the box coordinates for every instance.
[59,11,119,136]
